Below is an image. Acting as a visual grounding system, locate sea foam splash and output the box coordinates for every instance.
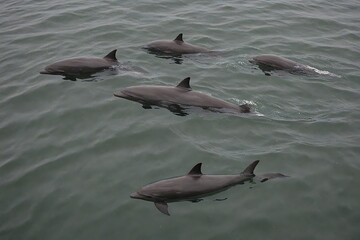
[304,65,341,78]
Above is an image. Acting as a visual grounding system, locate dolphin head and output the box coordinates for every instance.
[130,191,158,202]
[113,87,146,100]
[130,191,143,199]
[114,85,172,104]
[113,89,128,98]
[40,65,62,75]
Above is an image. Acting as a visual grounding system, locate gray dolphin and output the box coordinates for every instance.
[130,160,260,216]
[40,49,119,80]
[250,54,318,76]
[113,77,250,116]
[144,33,210,55]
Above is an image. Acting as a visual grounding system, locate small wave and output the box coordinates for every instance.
[304,65,341,78]
[229,98,256,106]
[229,98,264,116]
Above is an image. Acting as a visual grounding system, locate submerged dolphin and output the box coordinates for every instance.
[40,49,119,80]
[130,160,260,215]
[113,77,251,115]
[250,54,319,76]
[257,173,289,182]
[144,33,210,55]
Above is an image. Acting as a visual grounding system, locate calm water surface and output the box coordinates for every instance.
[1,0,359,239]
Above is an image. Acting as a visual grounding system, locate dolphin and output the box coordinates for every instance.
[130,160,260,216]
[40,49,119,80]
[144,33,210,55]
[113,77,251,116]
[250,54,319,76]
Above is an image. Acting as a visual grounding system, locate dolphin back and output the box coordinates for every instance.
[40,50,118,79]
[145,33,209,54]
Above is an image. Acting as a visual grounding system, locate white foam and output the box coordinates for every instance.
[229,98,256,106]
[304,65,341,78]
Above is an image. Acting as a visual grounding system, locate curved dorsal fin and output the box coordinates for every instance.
[241,160,259,175]
[176,77,191,89]
[188,163,202,175]
[104,49,117,61]
[174,33,183,42]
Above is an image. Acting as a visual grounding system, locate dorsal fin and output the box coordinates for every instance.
[241,160,260,175]
[174,33,183,42]
[103,49,117,61]
[188,163,202,175]
[176,77,191,89]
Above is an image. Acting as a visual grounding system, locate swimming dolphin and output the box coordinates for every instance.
[130,160,260,216]
[40,49,119,80]
[113,77,251,115]
[144,33,210,55]
[250,54,319,76]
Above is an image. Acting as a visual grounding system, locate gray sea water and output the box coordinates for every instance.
[1,0,360,239]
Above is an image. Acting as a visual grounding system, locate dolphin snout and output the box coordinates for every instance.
[40,66,58,75]
[40,67,52,74]
[130,192,142,199]
[113,90,127,98]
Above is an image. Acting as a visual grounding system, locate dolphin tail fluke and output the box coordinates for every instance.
[154,202,170,216]
[241,160,259,176]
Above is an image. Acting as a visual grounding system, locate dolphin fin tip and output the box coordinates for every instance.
[154,202,170,216]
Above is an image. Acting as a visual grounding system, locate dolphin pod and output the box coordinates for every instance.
[113,77,251,116]
[39,34,326,79]
[130,160,287,216]
[40,49,119,80]
[40,34,294,216]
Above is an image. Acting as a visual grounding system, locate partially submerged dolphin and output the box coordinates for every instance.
[144,33,210,55]
[257,173,288,182]
[40,49,119,80]
[250,54,319,76]
[113,77,251,115]
[130,160,260,216]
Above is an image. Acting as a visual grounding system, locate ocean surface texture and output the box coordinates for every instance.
[1,0,359,239]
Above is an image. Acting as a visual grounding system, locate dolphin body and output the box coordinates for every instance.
[144,33,210,55]
[113,77,251,116]
[130,160,260,216]
[40,49,119,80]
[250,54,317,76]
